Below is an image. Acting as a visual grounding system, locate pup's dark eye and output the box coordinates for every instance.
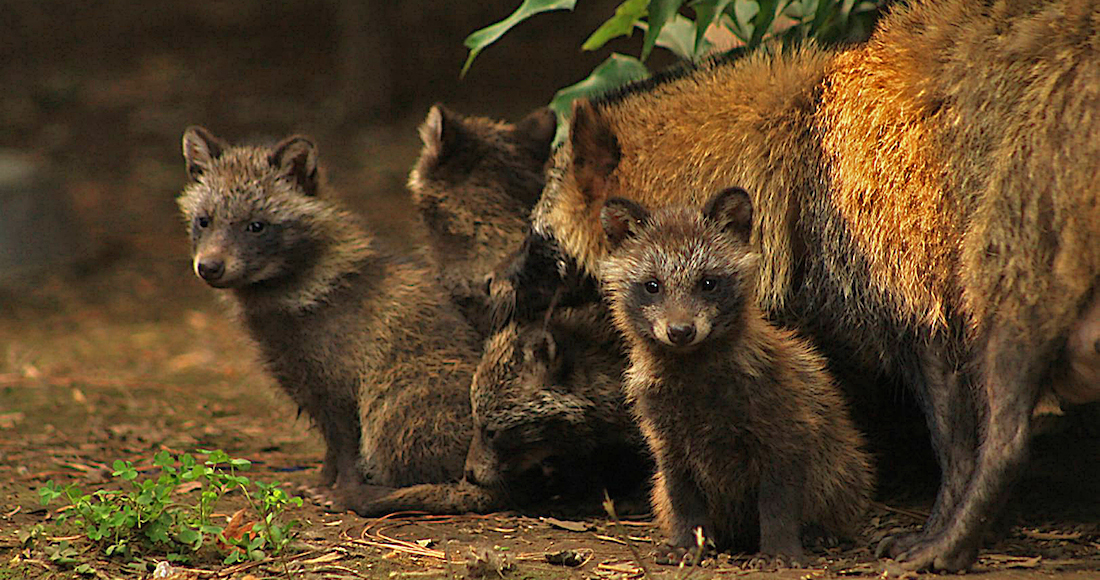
[701,277,718,292]
[195,216,210,229]
[483,427,499,443]
[246,221,266,233]
[644,280,660,294]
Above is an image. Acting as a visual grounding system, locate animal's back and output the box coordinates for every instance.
[819,0,1100,330]
[347,253,480,487]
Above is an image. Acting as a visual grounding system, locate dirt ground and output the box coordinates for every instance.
[2,2,1099,578]
[3,250,1100,580]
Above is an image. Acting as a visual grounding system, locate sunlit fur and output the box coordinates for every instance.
[517,0,1100,570]
[600,197,873,561]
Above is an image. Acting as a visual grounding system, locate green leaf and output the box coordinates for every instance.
[177,528,200,546]
[229,458,251,470]
[691,0,734,53]
[783,0,806,20]
[461,0,578,77]
[644,14,708,60]
[749,0,778,47]
[38,481,64,506]
[581,0,648,52]
[549,53,650,146]
[733,0,759,33]
[549,53,650,119]
[809,0,835,35]
[204,449,230,465]
[153,450,173,467]
[641,0,686,60]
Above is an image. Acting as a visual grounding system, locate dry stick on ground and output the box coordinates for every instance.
[675,527,708,580]
[870,501,930,522]
[603,490,653,580]
[350,512,496,562]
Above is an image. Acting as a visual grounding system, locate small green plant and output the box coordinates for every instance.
[37,449,302,566]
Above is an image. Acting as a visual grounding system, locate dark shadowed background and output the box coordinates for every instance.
[0,0,662,287]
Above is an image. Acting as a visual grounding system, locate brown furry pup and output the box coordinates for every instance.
[178,127,479,507]
[408,105,556,336]
[600,188,873,565]
[346,304,650,516]
[492,0,1100,570]
[464,303,649,505]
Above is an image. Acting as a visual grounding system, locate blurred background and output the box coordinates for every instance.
[0,0,666,296]
[0,0,662,463]
[1,0,672,521]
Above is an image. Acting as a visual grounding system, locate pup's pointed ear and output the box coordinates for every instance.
[601,197,651,249]
[703,187,753,243]
[417,103,470,168]
[513,106,557,161]
[269,136,319,196]
[182,126,228,181]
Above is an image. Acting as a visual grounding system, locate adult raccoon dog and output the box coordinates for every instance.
[178,127,478,505]
[346,304,650,516]
[600,188,873,565]
[408,105,556,335]
[491,0,1100,570]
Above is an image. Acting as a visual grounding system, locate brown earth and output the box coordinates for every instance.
[1,251,1098,579]
[1,1,1098,578]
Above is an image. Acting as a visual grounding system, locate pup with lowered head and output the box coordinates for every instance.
[177,127,478,507]
[599,187,873,565]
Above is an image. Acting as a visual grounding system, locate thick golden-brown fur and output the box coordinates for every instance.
[409,105,555,335]
[178,127,479,508]
[498,0,1100,570]
[531,48,832,313]
[600,190,873,564]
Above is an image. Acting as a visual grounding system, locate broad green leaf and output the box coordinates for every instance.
[732,0,759,40]
[581,0,648,52]
[461,0,577,77]
[691,0,733,53]
[177,528,199,545]
[154,450,173,467]
[810,0,836,35]
[639,15,709,60]
[783,0,806,20]
[749,0,778,47]
[549,53,650,119]
[641,0,686,60]
[549,53,650,147]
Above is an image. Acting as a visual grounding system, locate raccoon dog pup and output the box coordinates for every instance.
[178,127,478,506]
[408,105,555,336]
[599,188,873,565]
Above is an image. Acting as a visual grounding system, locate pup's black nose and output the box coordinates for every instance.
[197,259,224,282]
[667,323,696,346]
